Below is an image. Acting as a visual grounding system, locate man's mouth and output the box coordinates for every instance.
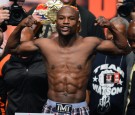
[61,26,70,31]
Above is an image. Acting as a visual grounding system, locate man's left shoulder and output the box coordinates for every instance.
[84,36,100,42]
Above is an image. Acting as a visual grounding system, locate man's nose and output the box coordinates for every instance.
[63,18,69,24]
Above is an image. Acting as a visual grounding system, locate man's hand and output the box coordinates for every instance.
[18,15,38,28]
[32,12,43,22]
[95,16,112,28]
[0,6,10,24]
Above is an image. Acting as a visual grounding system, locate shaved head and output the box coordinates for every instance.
[57,5,79,19]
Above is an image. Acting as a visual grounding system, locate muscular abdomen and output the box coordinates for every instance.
[47,63,91,103]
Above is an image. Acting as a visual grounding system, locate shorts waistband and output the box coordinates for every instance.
[46,99,87,108]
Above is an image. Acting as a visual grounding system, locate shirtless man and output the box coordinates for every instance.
[5,5,129,115]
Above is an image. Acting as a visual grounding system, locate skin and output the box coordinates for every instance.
[127,20,135,52]
[0,6,10,24]
[0,6,10,56]
[130,12,135,20]
[6,6,129,103]
[106,23,127,40]
[130,6,135,20]
[0,6,9,44]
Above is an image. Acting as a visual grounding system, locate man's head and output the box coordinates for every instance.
[127,20,135,52]
[60,0,76,6]
[56,5,80,36]
[106,17,129,40]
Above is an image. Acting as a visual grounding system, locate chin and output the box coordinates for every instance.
[62,32,70,36]
[60,31,70,36]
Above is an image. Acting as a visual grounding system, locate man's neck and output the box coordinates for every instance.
[58,34,78,47]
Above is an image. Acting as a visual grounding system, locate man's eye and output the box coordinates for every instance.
[70,17,75,20]
[58,17,64,20]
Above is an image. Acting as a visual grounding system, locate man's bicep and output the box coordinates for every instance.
[20,41,38,52]
[11,41,39,55]
[97,40,122,54]
[21,27,34,41]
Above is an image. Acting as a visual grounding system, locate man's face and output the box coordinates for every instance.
[56,6,79,36]
[127,23,135,53]
[60,0,76,5]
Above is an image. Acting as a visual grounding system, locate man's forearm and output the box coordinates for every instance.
[6,24,24,50]
[109,23,129,50]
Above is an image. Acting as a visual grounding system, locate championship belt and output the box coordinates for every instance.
[34,0,63,25]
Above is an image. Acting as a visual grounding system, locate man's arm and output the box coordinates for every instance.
[95,16,131,54]
[0,6,10,58]
[0,6,10,45]
[5,15,39,55]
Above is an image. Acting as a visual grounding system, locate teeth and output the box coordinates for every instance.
[63,27,68,29]
[62,27,69,30]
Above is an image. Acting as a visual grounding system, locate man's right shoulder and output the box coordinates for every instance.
[35,38,53,44]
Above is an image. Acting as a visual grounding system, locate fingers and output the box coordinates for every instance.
[19,15,41,28]
[22,15,38,27]
[0,7,10,24]
[95,16,110,27]
[95,16,106,25]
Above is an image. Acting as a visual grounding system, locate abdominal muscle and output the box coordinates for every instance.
[47,64,89,103]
